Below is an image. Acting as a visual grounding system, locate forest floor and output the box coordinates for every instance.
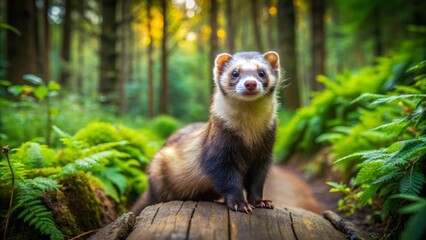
[265,161,382,236]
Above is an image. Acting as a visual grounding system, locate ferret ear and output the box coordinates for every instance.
[215,53,232,72]
[263,51,280,69]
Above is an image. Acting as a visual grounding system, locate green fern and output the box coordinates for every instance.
[61,150,125,176]
[399,168,425,195]
[12,178,64,240]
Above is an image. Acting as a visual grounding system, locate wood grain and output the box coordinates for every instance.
[124,201,365,240]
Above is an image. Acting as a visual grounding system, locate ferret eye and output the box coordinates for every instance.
[231,71,239,78]
[258,70,266,78]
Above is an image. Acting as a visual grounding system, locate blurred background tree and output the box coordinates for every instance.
[2,0,423,121]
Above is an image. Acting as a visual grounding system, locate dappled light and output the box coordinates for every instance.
[1,0,425,239]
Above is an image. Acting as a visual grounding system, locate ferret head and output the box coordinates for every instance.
[213,51,280,101]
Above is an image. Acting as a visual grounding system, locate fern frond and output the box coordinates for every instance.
[370,119,409,137]
[351,93,386,105]
[81,141,127,156]
[370,94,426,106]
[360,185,378,206]
[379,183,399,197]
[382,138,426,169]
[400,168,426,195]
[53,125,82,149]
[373,170,402,185]
[354,162,383,185]
[334,151,367,164]
[61,150,125,176]
[13,180,64,240]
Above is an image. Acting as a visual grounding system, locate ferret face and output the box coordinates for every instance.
[213,51,280,101]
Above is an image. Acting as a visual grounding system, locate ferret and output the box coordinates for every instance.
[132,51,281,214]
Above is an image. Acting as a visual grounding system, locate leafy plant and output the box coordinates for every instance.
[274,53,408,161]
[330,60,426,237]
[7,74,61,145]
[12,178,64,240]
[0,119,160,239]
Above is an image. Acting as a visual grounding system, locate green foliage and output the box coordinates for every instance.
[275,53,405,161]
[0,118,164,238]
[393,194,426,240]
[328,59,426,237]
[149,115,181,139]
[327,182,364,216]
[12,179,64,240]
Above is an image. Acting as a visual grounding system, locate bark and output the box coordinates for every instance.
[311,0,325,91]
[373,6,383,57]
[159,0,169,114]
[147,0,154,118]
[250,0,262,52]
[59,0,72,86]
[209,0,219,94]
[119,0,129,114]
[99,0,118,102]
[277,0,300,109]
[6,0,38,85]
[225,0,235,53]
[43,0,51,83]
[77,0,84,96]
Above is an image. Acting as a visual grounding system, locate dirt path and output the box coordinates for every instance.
[263,165,323,214]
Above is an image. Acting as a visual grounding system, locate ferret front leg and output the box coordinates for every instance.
[246,163,274,209]
[206,163,253,213]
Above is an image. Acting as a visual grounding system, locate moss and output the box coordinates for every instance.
[42,190,81,238]
[60,172,104,231]
[74,122,121,146]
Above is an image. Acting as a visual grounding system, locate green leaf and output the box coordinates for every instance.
[406,60,426,73]
[334,151,366,164]
[354,162,382,185]
[0,22,22,35]
[7,85,24,96]
[399,201,426,214]
[47,81,61,91]
[23,74,44,85]
[33,86,48,100]
[400,168,425,195]
[371,94,426,106]
[400,208,426,240]
[370,119,409,137]
[351,93,386,105]
[0,80,11,86]
[360,185,378,205]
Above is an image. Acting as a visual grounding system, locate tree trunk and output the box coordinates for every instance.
[311,0,325,91]
[6,0,38,85]
[159,0,169,114]
[209,0,218,94]
[77,0,84,96]
[225,0,235,53]
[119,0,129,114]
[277,0,300,109]
[373,6,383,57]
[59,0,72,86]
[147,0,155,118]
[250,0,262,52]
[266,0,276,50]
[99,0,118,103]
[43,0,50,83]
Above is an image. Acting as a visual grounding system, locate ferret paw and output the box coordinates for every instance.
[227,201,254,214]
[251,200,274,209]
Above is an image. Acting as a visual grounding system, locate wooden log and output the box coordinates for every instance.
[123,201,368,240]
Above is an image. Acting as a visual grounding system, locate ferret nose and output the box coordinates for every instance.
[244,80,257,91]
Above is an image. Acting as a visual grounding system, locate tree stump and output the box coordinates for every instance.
[90,201,370,240]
